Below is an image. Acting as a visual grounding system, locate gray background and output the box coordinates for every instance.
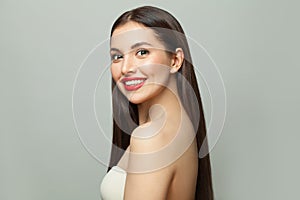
[1,0,299,199]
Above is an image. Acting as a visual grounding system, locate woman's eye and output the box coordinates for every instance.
[111,54,123,61]
[136,49,149,56]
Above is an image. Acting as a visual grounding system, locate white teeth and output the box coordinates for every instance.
[125,80,145,86]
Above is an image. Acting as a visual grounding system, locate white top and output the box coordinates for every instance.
[100,166,127,200]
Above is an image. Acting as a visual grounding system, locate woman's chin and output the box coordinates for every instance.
[128,96,145,105]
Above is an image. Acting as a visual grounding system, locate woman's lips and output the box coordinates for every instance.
[121,77,146,91]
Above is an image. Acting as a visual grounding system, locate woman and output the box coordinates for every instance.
[100,6,214,200]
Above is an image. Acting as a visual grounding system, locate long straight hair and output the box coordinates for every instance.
[107,6,214,200]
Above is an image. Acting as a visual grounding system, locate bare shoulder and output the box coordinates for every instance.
[118,122,177,171]
[128,112,196,168]
[130,124,169,153]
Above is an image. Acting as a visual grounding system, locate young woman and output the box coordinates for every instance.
[100,6,214,200]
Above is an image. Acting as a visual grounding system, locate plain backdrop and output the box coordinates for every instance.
[1,0,299,199]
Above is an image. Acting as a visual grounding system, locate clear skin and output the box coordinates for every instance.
[110,21,198,200]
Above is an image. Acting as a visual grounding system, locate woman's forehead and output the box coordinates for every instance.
[110,23,166,52]
[111,21,147,36]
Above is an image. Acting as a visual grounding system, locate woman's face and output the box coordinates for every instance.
[110,22,175,104]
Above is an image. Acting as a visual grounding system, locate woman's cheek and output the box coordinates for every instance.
[110,66,121,82]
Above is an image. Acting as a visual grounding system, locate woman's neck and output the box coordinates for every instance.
[137,75,181,125]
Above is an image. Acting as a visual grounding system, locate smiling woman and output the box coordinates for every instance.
[110,23,178,105]
[100,6,214,200]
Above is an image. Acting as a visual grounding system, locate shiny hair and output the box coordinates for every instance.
[107,6,214,200]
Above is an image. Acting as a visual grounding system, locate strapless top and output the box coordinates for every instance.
[100,166,127,200]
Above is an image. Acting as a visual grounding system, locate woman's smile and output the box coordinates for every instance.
[121,77,147,91]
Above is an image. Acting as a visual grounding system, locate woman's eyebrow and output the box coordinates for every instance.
[130,42,152,49]
[110,48,121,53]
[110,42,153,53]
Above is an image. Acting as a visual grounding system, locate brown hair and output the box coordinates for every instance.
[108,6,214,200]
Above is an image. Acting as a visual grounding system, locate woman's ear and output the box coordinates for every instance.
[170,48,184,74]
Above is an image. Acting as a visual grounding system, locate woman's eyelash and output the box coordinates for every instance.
[136,49,149,56]
[111,54,123,60]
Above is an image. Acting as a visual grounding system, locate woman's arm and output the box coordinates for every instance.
[124,165,174,199]
[124,132,175,200]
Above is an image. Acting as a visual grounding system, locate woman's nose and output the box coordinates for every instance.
[121,55,137,75]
